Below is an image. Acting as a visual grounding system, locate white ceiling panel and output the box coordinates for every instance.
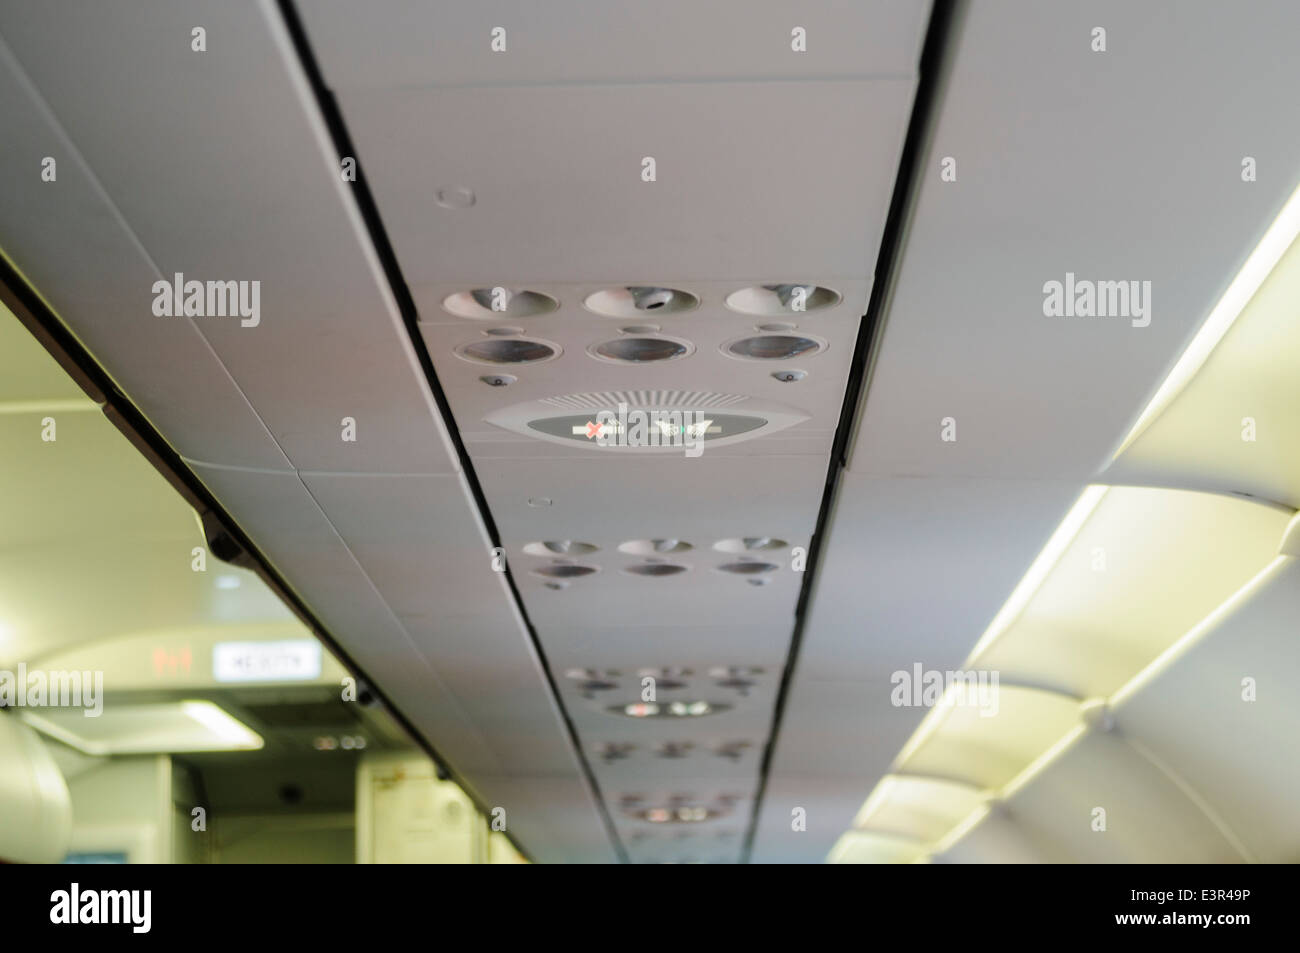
[0,35,290,471]
[298,471,589,778]
[846,0,1300,481]
[299,0,929,90]
[751,776,877,864]
[1108,558,1300,864]
[476,455,829,543]
[790,473,1085,682]
[997,729,1245,864]
[297,0,926,864]
[331,82,911,285]
[0,0,459,476]
[543,624,793,673]
[758,0,1300,864]
[187,460,613,859]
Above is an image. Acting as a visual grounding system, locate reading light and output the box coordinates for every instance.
[592,337,690,363]
[724,334,824,361]
[456,338,559,365]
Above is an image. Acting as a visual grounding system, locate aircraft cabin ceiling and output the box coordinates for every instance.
[1,0,1298,865]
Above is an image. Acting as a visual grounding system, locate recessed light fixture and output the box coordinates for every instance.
[531,564,598,579]
[455,338,560,365]
[723,334,825,361]
[717,561,779,575]
[590,336,692,364]
[624,563,689,577]
[215,575,241,590]
[24,700,263,755]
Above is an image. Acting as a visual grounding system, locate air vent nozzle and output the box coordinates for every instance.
[443,288,558,319]
[585,286,699,318]
[725,284,841,315]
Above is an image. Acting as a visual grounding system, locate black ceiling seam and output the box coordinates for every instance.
[275,0,629,863]
[741,0,964,863]
[0,254,538,863]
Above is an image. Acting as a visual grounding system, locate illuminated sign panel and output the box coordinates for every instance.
[213,640,322,683]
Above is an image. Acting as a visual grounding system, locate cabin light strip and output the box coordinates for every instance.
[1114,180,1300,458]
[917,555,1291,862]
[843,512,1291,862]
[891,485,1106,768]
[966,485,1108,665]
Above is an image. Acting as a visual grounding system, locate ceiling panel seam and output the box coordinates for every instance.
[1117,731,1256,863]
[273,0,628,862]
[0,250,542,859]
[255,0,463,473]
[0,27,295,473]
[285,470,504,769]
[741,0,962,863]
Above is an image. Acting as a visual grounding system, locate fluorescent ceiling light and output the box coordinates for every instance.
[1115,181,1300,456]
[965,485,1108,664]
[838,486,1291,862]
[23,699,263,755]
[852,775,986,843]
[830,830,927,865]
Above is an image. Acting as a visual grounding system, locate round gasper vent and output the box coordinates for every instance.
[713,537,788,553]
[725,284,841,315]
[590,336,692,364]
[624,563,689,578]
[619,539,692,556]
[455,337,560,365]
[443,288,559,319]
[531,564,598,579]
[717,561,779,576]
[585,286,700,318]
[723,334,824,362]
[523,540,599,556]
